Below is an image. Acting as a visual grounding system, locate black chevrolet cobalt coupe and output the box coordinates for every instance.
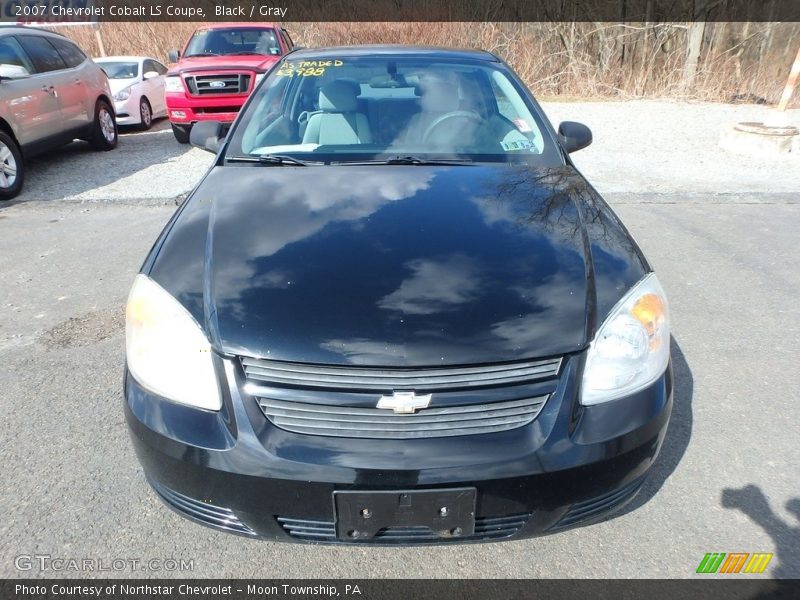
[125,46,672,543]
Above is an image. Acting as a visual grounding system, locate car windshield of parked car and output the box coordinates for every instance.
[184,27,281,57]
[98,61,138,79]
[228,56,561,164]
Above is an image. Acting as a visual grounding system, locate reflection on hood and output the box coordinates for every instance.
[148,164,647,366]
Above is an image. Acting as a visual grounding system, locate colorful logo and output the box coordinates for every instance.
[696,552,773,574]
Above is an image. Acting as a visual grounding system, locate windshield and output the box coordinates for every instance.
[227,55,561,164]
[97,61,138,79]
[184,27,281,57]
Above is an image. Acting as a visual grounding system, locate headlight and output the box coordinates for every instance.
[164,76,184,93]
[254,73,265,87]
[114,87,131,101]
[581,273,670,405]
[125,274,221,410]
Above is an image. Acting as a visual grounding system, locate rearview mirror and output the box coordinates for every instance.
[190,120,225,154]
[0,64,31,80]
[558,121,593,153]
[143,70,159,80]
[167,49,180,63]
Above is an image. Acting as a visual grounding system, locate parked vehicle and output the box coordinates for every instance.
[164,22,294,143]
[95,56,168,130]
[0,26,117,200]
[125,46,672,544]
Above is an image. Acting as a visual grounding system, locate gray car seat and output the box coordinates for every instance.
[402,76,479,147]
[302,80,372,145]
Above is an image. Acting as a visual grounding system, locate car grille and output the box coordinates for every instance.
[277,513,531,543]
[241,357,561,392]
[548,476,646,531]
[149,479,256,536]
[185,73,251,95]
[242,356,560,439]
[256,395,548,439]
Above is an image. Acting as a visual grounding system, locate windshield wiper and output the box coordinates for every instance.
[225,51,267,56]
[332,156,475,166]
[184,52,220,58]
[227,154,319,166]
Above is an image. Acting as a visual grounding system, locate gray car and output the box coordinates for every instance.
[0,26,118,200]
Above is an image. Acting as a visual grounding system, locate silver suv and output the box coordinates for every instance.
[0,26,118,200]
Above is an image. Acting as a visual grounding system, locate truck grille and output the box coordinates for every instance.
[256,395,548,439]
[241,357,561,392]
[185,73,251,95]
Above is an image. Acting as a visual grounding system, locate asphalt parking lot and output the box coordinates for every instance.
[0,103,798,579]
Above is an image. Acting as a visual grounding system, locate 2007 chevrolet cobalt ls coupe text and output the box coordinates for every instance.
[124,46,672,543]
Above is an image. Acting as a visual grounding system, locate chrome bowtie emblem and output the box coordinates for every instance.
[376,391,432,414]
[209,80,226,88]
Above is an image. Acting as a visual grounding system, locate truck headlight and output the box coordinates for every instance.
[164,76,184,93]
[125,274,221,410]
[581,273,670,405]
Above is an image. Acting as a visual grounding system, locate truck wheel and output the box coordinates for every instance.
[89,99,118,150]
[0,131,24,200]
[171,123,191,144]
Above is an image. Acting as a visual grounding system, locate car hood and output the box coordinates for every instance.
[148,164,647,366]
[170,54,279,74]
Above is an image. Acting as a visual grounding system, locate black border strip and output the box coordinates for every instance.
[2,579,800,599]
[2,0,800,23]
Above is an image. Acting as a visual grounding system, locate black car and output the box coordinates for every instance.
[125,46,672,544]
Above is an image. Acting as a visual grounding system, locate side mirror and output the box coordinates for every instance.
[0,64,31,80]
[558,121,592,153]
[167,49,180,63]
[190,120,225,154]
[143,71,159,80]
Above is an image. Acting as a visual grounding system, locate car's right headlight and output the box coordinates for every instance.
[580,272,670,406]
[114,86,131,101]
[164,76,184,93]
[125,274,221,410]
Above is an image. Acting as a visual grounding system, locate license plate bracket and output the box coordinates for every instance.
[333,488,476,541]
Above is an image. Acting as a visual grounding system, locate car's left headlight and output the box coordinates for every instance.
[125,274,221,410]
[581,272,670,406]
[114,86,132,101]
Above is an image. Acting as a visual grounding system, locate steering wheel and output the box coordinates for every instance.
[422,111,484,144]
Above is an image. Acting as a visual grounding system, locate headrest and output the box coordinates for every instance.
[418,76,460,113]
[319,79,359,112]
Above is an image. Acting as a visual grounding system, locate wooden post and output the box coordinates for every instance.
[94,23,106,57]
[777,46,800,112]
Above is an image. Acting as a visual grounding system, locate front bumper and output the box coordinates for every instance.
[114,97,140,126]
[124,354,673,544]
[165,91,246,125]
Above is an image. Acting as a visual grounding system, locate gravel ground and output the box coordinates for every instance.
[545,99,800,197]
[0,102,798,580]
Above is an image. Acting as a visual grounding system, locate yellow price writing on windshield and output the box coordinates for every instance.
[277,60,345,78]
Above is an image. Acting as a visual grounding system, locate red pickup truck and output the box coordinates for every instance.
[165,23,294,143]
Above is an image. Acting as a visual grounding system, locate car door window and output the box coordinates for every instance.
[49,38,87,69]
[0,37,35,74]
[16,35,67,73]
[142,59,156,75]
